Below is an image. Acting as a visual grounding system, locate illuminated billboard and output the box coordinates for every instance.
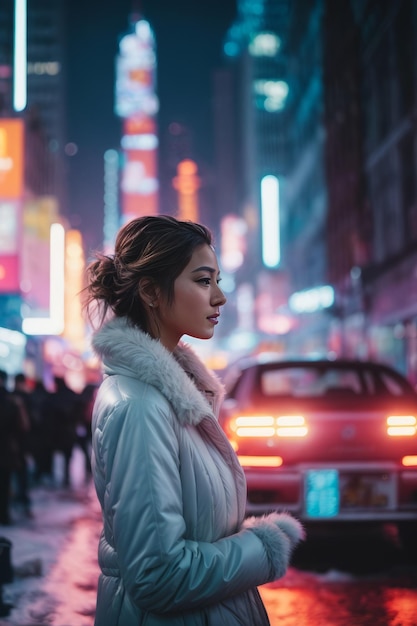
[0,118,24,199]
[116,18,159,220]
[22,222,65,336]
[64,229,86,352]
[0,199,20,293]
[0,200,19,253]
[115,20,158,120]
[0,120,24,293]
[21,196,59,311]
[172,160,200,222]
[0,255,19,293]
[121,126,158,218]
[220,214,247,273]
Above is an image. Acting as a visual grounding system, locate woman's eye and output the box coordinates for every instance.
[198,277,211,285]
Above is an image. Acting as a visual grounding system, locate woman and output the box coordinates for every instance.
[84,215,304,626]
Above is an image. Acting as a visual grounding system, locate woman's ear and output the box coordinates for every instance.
[138,278,159,308]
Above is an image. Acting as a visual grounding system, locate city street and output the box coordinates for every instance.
[0,1,417,623]
[1,449,416,625]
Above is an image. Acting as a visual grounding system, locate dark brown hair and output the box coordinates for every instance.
[84,215,212,330]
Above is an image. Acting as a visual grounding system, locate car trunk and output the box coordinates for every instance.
[229,396,417,465]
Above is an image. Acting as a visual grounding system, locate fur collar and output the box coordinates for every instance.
[91,317,225,426]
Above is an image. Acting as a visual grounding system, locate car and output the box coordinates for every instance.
[218,354,417,549]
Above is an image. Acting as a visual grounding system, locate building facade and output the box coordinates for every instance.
[217,0,295,352]
[323,0,417,379]
[217,0,417,381]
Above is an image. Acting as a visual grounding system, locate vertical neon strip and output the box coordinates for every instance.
[13,0,27,112]
[22,223,65,335]
[49,223,65,332]
[261,175,280,268]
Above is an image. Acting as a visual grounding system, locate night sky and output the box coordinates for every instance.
[66,0,237,252]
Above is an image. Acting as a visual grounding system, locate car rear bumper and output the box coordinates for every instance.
[243,461,417,521]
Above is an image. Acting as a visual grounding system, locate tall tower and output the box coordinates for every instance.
[115,14,159,223]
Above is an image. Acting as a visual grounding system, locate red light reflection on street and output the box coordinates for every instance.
[260,583,350,626]
[384,590,417,623]
[260,573,417,626]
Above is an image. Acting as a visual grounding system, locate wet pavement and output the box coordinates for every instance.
[260,525,417,626]
[22,506,100,625]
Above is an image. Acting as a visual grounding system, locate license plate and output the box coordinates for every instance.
[305,470,395,518]
[305,469,339,518]
[339,472,394,510]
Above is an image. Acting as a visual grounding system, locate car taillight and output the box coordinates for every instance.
[238,455,283,467]
[232,416,275,438]
[227,414,308,439]
[276,415,308,437]
[386,415,417,437]
[402,455,417,467]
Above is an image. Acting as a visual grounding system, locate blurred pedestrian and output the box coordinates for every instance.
[44,376,79,487]
[27,379,54,485]
[10,373,33,518]
[0,370,25,525]
[84,215,305,625]
[30,380,54,484]
[75,382,97,480]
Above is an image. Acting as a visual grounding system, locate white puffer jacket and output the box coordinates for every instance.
[91,316,304,626]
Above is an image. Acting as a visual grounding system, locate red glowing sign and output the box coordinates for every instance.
[0,255,19,293]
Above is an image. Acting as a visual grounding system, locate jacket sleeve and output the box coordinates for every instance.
[98,380,293,615]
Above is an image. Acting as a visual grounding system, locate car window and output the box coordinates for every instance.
[259,366,410,397]
[260,367,334,397]
[379,372,407,395]
[224,361,416,401]
[320,369,361,394]
[365,369,412,396]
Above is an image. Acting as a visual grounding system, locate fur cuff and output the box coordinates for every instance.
[265,512,305,545]
[243,514,292,580]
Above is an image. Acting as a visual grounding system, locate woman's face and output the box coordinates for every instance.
[154,244,227,351]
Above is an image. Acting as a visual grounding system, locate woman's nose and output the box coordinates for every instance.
[213,284,227,306]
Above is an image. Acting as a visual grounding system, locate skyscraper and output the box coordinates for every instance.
[115,12,159,223]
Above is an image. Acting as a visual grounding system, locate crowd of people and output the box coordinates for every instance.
[0,369,96,526]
